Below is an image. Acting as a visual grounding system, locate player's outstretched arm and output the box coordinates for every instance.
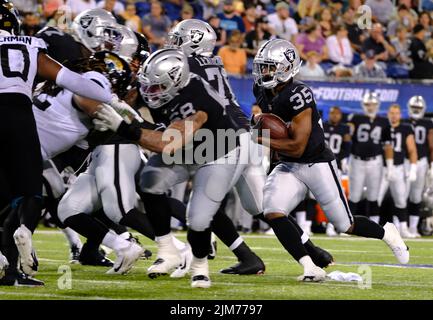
[36,52,112,104]
[258,108,312,158]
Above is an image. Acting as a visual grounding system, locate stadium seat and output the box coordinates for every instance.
[135,1,150,18]
[386,63,410,79]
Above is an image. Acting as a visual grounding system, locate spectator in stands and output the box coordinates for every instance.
[348,0,362,11]
[267,2,298,42]
[361,23,396,62]
[296,22,328,62]
[318,7,334,38]
[244,16,275,57]
[242,5,257,33]
[353,49,387,78]
[208,15,227,52]
[173,4,195,25]
[419,11,433,41]
[98,0,125,24]
[21,12,42,36]
[217,30,247,76]
[390,26,412,68]
[201,0,222,20]
[409,24,433,79]
[298,51,326,79]
[364,0,394,25]
[66,0,96,18]
[122,3,142,32]
[395,0,418,20]
[326,24,353,65]
[217,0,245,36]
[387,5,416,37]
[343,7,365,53]
[14,0,39,13]
[295,0,321,24]
[142,1,172,50]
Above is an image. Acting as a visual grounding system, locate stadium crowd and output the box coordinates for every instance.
[10,0,433,79]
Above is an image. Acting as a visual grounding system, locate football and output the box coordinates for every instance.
[255,113,289,139]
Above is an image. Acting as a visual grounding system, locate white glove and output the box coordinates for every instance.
[341,157,349,175]
[386,159,397,181]
[407,163,417,182]
[109,94,143,123]
[93,104,124,132]
[0,251,9,279]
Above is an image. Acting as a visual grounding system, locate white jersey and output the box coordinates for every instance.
[33,71,112,160]
[0,34,46,99]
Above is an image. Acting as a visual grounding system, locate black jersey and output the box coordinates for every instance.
[155,74,240,163]
[404,118,433,160]
[389,123,414,165]
[348,114,392,158]
[188,54,249,130]
[253,80,334,163]
[323,122,350,161]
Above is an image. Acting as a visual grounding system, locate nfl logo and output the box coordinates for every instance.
[284,48,296,63]
[80,15,94,29]
[190,29,204,44]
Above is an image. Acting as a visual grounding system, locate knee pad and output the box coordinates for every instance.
[58,197,82,224]
[140,168,173,194]
[187,213,212,232]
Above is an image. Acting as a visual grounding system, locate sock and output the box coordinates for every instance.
[367,200,380,217]
[266,216,309,261]
[299,255,316,269]
[62,227,82,249]
[191,256,209,277]
[93,209,128,235]
[395,207,408,223]
[211,205,242,248]
[258,213,309,243]
[400,221,409,230]
[168,197,187,223]
[187,228,212,259]
[408,201,421,217]
[370,215,380,224]
[17,196,42,232]
[119,208,155,240]
[172,236,186,251]
[350,215,385,239]
[63,213,108,245]
[296,211,307,227]
[393,216,400,229]
[139,193,171,237]
[348,200,358,215]
[409,216,420,231]
[102,230,130,252]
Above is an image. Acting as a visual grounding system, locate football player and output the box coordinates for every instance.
[251,39,409,280]
[405,96,433,236]
[0,0,132,286]
[347,92,395,224]
[378,104,418,238]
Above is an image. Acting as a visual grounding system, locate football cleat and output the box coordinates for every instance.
[191,275,211,288]
[297,265,327,282]
[305,244,334,269]
[142,249,153,260]
[190,257,211,288]
[220,253,265,275]
[147,252,182,279]
[79,243,114,267]
[170,244,193,278]
[0,271,44,287]
[400,225,416,239]
[13,225,37,276]
[0,251,9,279]
[383,222,410,264]
[69,245,81,264]
[125,233,152,259]
[106,242,143,275]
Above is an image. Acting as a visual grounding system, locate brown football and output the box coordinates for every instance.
[255,113,289,139]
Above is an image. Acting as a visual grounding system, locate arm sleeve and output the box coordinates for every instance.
[55,67,112,103]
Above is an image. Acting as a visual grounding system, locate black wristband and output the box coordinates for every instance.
[117,120,142,141]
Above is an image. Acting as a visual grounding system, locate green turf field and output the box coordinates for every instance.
[1,230,432,300]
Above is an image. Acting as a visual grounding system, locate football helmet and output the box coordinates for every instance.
[407,95,426,120]
[423,187,433,211]
[71,8,117,52]
[138,49,190,109]
[133,31,150,62]
[253,39,302,89]
[0,0,20,35]
[166,19,216,56]
[361,92,380,118]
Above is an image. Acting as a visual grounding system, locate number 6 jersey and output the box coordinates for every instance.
[0,34,46,99]
[253,79,334,164]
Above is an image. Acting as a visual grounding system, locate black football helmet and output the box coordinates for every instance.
[89,51,132,98]
[0,0,21,35]
[133,31,150,63]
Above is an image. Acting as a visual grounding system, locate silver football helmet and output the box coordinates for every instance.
[71,8,117,52]
[138,49,190,109]
[423,187,433,210]
[361,92,380,118]
[166,19,216,56]
[408,95,427,120]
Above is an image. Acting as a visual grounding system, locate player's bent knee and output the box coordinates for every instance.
[58,198,82,224]
[264,212,286,220]
[188,215,212,232]
[139,170,173,194]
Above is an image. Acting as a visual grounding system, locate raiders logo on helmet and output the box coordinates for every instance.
[167,65,182,82]
[190,29,204,44]
[284,48,296,63]
[80,15,94,29]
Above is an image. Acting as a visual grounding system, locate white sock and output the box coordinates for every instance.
[409,216,420,231]
[296,211,307,227]
[229,236,243,251]
[301,232,309,244]
[155,233,178,253]
[299,255,315,269]
[172,236,186,251]
[191,256,209,277]
[102,231,130,253]
[392,216,400,229]
[370,215,380,224]
[119,232,130,240]
[62,227,82,249]
[400,221,409,230]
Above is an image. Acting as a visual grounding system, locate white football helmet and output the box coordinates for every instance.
[138,49,190,109]
[423,187,433,210]
[166,19,216,56]
[253,39,302,89]
[361,92,380,118]
[407,95,427,120]
[71,8,117,52]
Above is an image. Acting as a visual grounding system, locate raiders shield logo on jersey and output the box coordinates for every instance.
[80,15,93,29]
[190,29,204,44]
